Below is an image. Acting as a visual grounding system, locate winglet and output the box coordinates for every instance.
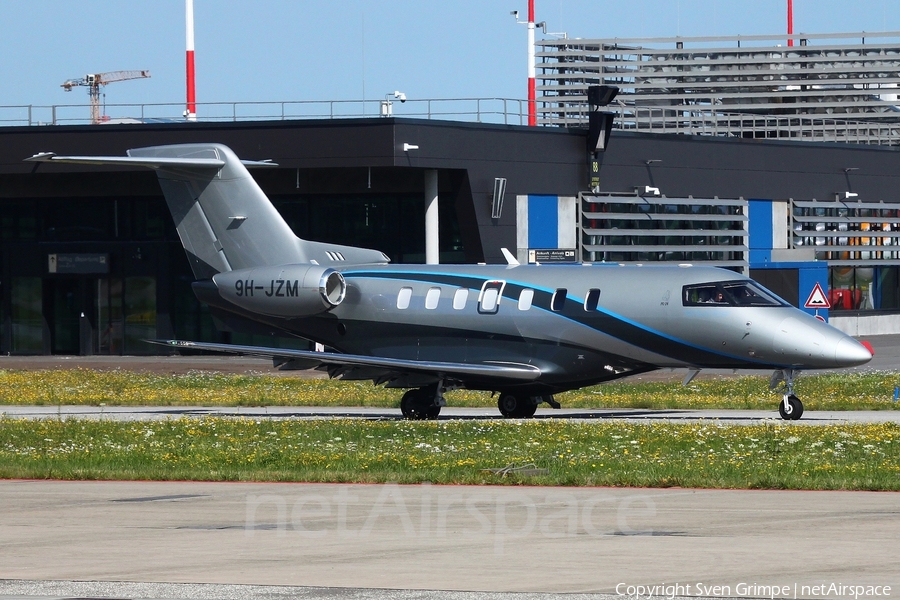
[500,247,520,266]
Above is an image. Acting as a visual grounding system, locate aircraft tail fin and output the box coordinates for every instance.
[128,144,389,278]
[26,144,390,279]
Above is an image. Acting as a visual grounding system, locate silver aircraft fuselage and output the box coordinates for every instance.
[197,262,872,396]
[26,142,872,418]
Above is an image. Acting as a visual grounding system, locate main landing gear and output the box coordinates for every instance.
[497,394,559,418]
[400,384,443,420]
[771,369,804,421]
[399,385,560,420]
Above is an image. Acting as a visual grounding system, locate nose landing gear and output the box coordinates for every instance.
[779,394,803,420]
[771,369,804,420]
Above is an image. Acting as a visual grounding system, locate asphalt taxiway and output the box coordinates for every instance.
[1,338,898,599]
[3,404,900,424]
[1,480,898,598]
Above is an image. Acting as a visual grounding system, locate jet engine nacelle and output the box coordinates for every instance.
[213,265,346,317]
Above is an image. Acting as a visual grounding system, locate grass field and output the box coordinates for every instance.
[2,369,897,490]
[1,418,897,490]
[0,368,899,411]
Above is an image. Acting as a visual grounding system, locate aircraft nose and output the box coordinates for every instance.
[834,336,873,367]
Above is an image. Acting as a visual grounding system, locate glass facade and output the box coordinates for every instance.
[829,266,900,311]
[274,193,464,264]
[10,277,42,353]
[123,276,156,353]
[792,200,900,262]
[0,187,467,355]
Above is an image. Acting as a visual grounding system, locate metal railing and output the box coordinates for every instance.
[0,98,529,127]
[5,94,894,145]
[539,103,900,145]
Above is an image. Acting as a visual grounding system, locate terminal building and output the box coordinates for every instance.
[2,31,900,355]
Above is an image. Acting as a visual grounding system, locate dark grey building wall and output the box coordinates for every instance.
[599,131,900,201]
[4,119,900,263]
[0,118,588,264]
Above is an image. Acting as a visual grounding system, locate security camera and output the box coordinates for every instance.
[510,10,519,18]
[394,91,407,103]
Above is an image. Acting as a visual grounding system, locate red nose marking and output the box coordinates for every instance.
[860,340,875,357]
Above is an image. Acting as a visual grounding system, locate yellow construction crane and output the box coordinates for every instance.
[61,70,151,124]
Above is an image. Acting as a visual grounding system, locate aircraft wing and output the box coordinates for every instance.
[147,340,543,382]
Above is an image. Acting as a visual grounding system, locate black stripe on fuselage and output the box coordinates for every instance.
[342,269,772,369]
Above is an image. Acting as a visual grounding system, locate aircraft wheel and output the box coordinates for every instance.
[520,399,538,418]
[401,388,440,420]
[497,394,534,418]
[778,394,804,421]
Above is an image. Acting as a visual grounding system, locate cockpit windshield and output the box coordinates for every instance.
[683,280,788,307]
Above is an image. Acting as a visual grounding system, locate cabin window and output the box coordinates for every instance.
[518,288,534,311]
[551,288,567,312]
[425,287,441,310]
[397,286,413,309]
[452,287,468,310]
[478,280,505,313]
[584,288,601,311]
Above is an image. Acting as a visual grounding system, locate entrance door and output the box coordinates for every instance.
[97,278,124,355]
[46,279,89,355]
[42,276,152,355]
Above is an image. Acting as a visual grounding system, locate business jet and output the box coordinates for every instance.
[26,144,873,420]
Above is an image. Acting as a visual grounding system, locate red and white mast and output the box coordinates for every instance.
[527,0,536,126]
[787,0,794,47]
[185,0,197,121]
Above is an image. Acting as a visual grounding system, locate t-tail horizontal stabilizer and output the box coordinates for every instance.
[25,144,389,280]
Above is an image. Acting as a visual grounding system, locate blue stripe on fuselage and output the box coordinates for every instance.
[341,269,784,368]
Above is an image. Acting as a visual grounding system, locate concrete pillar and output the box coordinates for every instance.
[424,170,439,264]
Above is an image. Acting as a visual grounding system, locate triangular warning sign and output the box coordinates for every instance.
[804,282,831,309]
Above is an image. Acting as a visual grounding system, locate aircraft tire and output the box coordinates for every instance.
[497,393,519,418]
[778,394,804,421]
[519,400,538,418]
[497,394,536,418]
[400,388,440,420]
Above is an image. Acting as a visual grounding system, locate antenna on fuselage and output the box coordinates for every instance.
[501,247,520,266]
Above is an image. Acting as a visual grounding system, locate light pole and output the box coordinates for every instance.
[511,0,537,126]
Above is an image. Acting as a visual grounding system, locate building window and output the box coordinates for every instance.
[10,277,42,353]
[397,287,413,309]
[830,266,900,311]
[123,276,157,354]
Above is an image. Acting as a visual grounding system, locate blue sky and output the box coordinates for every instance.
[3,0,900,115]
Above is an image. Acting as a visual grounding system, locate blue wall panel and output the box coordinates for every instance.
[748,199,773,250]
[798,264,830,320]
[527,195,559,248]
